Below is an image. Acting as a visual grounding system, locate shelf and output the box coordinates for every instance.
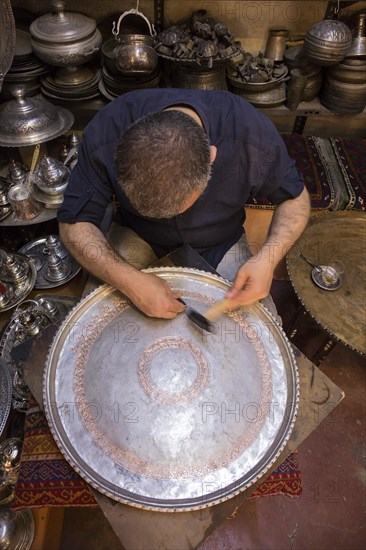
[257,97,366,118]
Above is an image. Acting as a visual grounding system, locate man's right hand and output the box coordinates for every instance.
[59,222,185,319]
[124,271,185,319]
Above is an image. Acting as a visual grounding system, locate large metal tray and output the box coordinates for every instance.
[44,267,299,512]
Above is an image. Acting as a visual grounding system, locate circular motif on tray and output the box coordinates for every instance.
[137,337,210,405]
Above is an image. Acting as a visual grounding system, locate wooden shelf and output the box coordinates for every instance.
[257,97,366,118]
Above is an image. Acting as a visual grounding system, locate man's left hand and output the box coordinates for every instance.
[224,255,275,307]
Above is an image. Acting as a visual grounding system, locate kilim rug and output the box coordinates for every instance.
[11,396,302,509]
[245,136,366,211]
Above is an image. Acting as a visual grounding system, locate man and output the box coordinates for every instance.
[58,88,310,319]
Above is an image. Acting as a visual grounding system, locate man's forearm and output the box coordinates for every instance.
[59,221,185,318]
[263,187,311,267]
[59,221,138,293]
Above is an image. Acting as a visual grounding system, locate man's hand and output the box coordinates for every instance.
[124,271,185,319]
[224,188,310,309]
[225,255,275,307]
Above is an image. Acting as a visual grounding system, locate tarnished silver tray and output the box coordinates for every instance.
[0,358,12,437]
[0,208,57,227]
[0,293,80,378]
[44,267,299,512]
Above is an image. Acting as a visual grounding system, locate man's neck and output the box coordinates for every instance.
[163,105,203,128]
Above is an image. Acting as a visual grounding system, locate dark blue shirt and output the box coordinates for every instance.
[58,89,304,267]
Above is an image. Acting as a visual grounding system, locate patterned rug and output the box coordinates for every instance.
[11,397,302,509]
[245,136,366,211]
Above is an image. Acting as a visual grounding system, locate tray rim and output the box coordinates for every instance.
[0,357,12,437]
[43,266,300,511]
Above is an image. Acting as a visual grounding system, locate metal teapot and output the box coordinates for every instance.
[111,8,158,75]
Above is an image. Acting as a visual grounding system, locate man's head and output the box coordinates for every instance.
[115,109,214,218]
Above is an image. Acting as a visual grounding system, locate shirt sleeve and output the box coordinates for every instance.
[57,137,114,227]
[249,128,305,204]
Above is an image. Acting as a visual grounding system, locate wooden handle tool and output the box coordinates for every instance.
[203,299,232,322]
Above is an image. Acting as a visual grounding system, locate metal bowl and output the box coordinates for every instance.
[304,19,352,66]
[29,2,102,67]
[227,66,289,92]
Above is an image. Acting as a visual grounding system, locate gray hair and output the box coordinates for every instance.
[115,110,211,218]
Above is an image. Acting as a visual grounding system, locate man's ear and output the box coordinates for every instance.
[210,145,217,164]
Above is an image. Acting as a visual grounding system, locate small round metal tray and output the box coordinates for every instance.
[0,358,12,437]
[18,236,80,289]
[0,207,57,226]
[311,266,341,291]
[44,267,299,512]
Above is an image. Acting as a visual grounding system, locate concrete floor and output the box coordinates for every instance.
[59,280,366,550]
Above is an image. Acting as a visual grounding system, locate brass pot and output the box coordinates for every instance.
[230,81,287,107]
[172,65,228,90]
[328,61,366,83]
[320,73,366,113]
[301,67,323,101]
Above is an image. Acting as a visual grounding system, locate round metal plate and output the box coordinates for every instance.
[18,236,80,289]
[311,266,340,291]
[287,210,366,356]
[44,267,299,511]
[0,358,12,437]
[0,207,56,227]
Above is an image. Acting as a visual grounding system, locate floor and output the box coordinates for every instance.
[58,279,366,550]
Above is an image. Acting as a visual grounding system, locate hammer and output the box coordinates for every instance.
[178,298,232,333]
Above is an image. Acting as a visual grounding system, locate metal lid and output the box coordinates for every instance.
[0,88,74,147]
[30,1,97,44]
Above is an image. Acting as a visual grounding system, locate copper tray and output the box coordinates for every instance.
[44,267,299,511]
[287,210,366,356]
